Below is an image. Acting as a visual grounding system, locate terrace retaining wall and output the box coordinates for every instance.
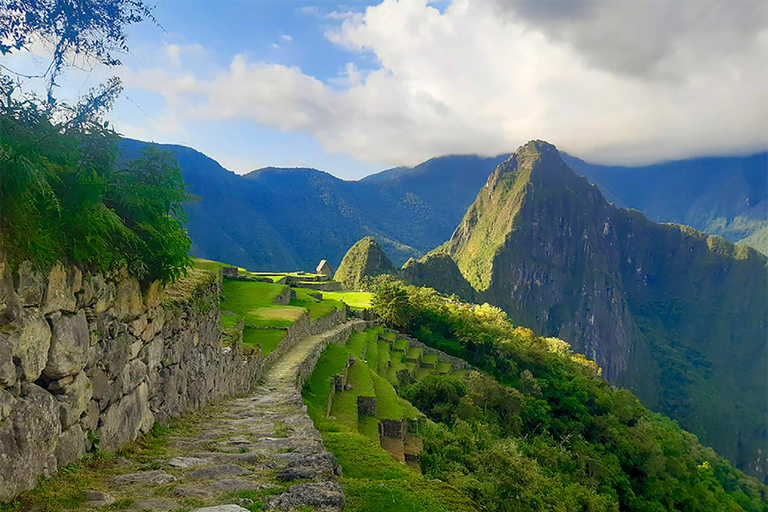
[0,257,275,501]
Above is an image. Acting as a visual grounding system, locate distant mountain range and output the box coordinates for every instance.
[350,141,768,479]
[119,139,767,272]
[564,152,768,252]
[119,138,504,270]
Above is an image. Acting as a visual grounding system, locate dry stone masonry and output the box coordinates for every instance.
[0,252,353,503]
[75,320,363,511]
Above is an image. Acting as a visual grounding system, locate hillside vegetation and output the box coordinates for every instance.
[1,102,192,284]
[415,141,768,479]
[118,139,505,270]
[564,152,768,251]
[365,280,768,511]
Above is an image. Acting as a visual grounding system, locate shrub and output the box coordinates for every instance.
[0,88,192,283]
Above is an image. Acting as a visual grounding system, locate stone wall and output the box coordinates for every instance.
[398,335,472,371]
[271,286,292,306]
[0,259,268,501]
[291,281,342,292]
[263,308,347,370]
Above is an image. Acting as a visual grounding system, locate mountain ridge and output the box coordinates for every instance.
[395,141,767,478]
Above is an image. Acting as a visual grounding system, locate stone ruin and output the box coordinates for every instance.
[221,266,238,277]
[315,260,333,280]
[357,395,377,416]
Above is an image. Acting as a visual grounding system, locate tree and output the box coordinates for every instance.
[0,0,155,103]
[371,280,412,327]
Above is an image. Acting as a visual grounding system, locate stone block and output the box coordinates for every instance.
[0,334,17,387]
[143,280,164,308]
[50,371,92,428]
[43,310,89,379]
[55,424,86,466]
[42,263,78,314]
[10,310,52,382]
[113,276,143,321]
[380,419,406,439]
[17,262,45,307]
[0,384,61,502]
[357,395,376,416]
[0,250,20,323]
[97,382,155,451]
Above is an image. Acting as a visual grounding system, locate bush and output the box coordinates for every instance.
[0,89,192,283]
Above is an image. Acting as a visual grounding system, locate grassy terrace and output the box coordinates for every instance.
[192,258,345,355]
[322,290,373,309]
[302,327,478,512]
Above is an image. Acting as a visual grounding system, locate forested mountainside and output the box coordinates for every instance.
[364,141,767,479]
[563,152,768,253]
[118,139,503,270]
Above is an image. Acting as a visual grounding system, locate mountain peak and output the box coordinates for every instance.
[486,140,572,192]
[334,236,396,289]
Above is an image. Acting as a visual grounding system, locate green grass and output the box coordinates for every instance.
[381,331,396,341]
[191,257,243,273]
[290,287,344,320]
[303,329,478,512]
[342,477,479,512]
[302,344,349,422]
[358,416,380,441]
[222,279,301,328]
[330,387,359,430]
[406,346,423,360]
[365,339,379,369]
[322,290,374,309]
[347,358,375,397]
[372,372,404,420]
[243,328,286,355]
[421,354,438,365]
[436,362,452,374]
[377,341,391,376]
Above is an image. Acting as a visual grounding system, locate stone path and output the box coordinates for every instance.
[69,320,364,512]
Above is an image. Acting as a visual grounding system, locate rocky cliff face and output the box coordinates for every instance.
[441,141,768,479]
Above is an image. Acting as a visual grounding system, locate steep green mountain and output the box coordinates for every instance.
[333,236,396,289]
[118,139,503,270]
[416,141,767,479]
[400,253,475,301]
[563,152,768,251]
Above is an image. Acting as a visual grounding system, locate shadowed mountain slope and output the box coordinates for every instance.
[118,139,504,270]
[563,152,768,253]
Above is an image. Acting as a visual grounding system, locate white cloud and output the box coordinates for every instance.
[271,43,280,49]
[125,0,768,166]
[281,34,293,42]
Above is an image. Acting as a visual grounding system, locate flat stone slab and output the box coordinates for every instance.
[201,477,263,494]
[167,456,208,468]
[191,506,250,512]
[111,469,176,486]
[185,463,250,480]
[267,481,345,510]
[82,489,115,507]
[131,498,179,510]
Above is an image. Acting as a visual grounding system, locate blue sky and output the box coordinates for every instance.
[6,0,767,179]
[111,0,385,178]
